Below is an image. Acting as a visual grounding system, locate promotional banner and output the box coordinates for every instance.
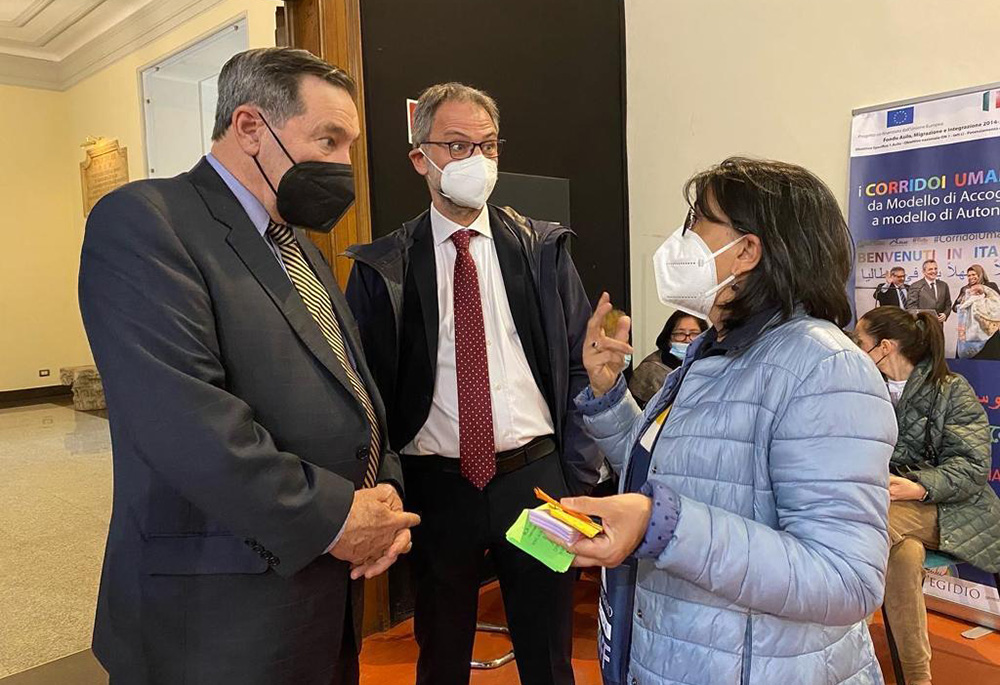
[850,85,1000,598]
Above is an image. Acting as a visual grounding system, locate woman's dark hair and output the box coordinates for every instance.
[655,311,708,362]
[859,307,951,385]
[684,157,854,328]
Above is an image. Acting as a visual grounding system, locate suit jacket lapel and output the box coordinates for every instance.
[492,212,532,340]
[490,208,547,390]
[187,158,354,396]
[297,229,388,425]
[408,217,439,373]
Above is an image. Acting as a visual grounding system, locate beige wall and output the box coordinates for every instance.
[0,0,278,392]
[626,0,1000,357]
[0,85,82,391]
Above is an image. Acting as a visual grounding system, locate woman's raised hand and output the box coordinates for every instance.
[583,292,633,396]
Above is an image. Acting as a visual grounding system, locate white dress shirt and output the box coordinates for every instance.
[402,204,555,458]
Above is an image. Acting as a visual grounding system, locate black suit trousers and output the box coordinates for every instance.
[403,450,576,685]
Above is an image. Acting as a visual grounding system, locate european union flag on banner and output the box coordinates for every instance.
[887,106,915,127]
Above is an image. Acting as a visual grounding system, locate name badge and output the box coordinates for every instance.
[639,407,670,453]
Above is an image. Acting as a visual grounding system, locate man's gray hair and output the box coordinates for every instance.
[212,47,355,141]
[411,82,500,147]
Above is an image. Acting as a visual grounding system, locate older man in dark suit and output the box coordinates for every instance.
[79,48,419,685]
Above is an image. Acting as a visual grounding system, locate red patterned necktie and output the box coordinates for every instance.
[450,229,496,489]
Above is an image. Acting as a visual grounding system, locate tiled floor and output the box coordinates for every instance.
[1,397,998,684]
[0,398,111,678]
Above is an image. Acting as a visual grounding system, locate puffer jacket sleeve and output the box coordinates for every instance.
[651,349,896,626]
[912,376,991,504]
[576,376,647,474]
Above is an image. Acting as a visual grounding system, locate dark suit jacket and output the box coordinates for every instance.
[78,157,402,684]
[345,206,602,493]
[906,278,953,318]
[874,283,908,308]
[360,210,553,451]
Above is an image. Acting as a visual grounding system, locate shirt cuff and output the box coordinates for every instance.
[575,375,628,416]
[634,480,681,560]
[324,517,349,555]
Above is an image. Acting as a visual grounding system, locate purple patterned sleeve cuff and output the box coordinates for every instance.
[575,375,628,416]
[634,480,681,560]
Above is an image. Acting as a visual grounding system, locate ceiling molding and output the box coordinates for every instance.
[0,50,60,89]
[0,0,57,29]
[25,1,105,50]
[0,0,226,91]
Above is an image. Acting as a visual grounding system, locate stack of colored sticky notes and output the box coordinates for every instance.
[528,504,583,545]
[533,487,603,539]
[506,508,575,573]
[505,488,605,573]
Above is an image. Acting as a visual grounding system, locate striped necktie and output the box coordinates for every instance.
[266,221,381,487]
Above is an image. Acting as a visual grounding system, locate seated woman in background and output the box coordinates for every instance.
[555,158,896,684]
[855,306,1000,685]
[628,310,707,407]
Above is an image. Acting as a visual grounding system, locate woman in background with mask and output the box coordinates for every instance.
[549,158,896,685]
[628,311,707,407]
[855,306,1000,685]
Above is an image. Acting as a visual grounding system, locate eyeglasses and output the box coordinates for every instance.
[421,139,505,160]
[671,330,701,342]
[682,208,698,235]
[681,207,747,236]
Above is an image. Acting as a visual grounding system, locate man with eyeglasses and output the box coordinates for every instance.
[346,82,598,685]
[873,266,908,308]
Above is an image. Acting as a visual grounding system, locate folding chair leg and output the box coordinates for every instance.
[470,622,515,670]
[881,605,907,685]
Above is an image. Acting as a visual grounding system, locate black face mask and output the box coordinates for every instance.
[253,114,355,233]
[865,342,888,370]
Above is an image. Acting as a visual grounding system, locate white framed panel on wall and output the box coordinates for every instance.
[141,16,248,178]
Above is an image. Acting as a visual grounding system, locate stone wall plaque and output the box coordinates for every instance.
[81,138,129,216]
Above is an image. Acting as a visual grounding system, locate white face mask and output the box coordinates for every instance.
[652,225,746,319]
[886,379,907,406]
[421,151,498,209]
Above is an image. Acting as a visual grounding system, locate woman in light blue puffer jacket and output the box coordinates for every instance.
[553,158,897,685]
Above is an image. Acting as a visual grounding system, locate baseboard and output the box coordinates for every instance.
[0,649,107,684]
[0,385,73,406]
